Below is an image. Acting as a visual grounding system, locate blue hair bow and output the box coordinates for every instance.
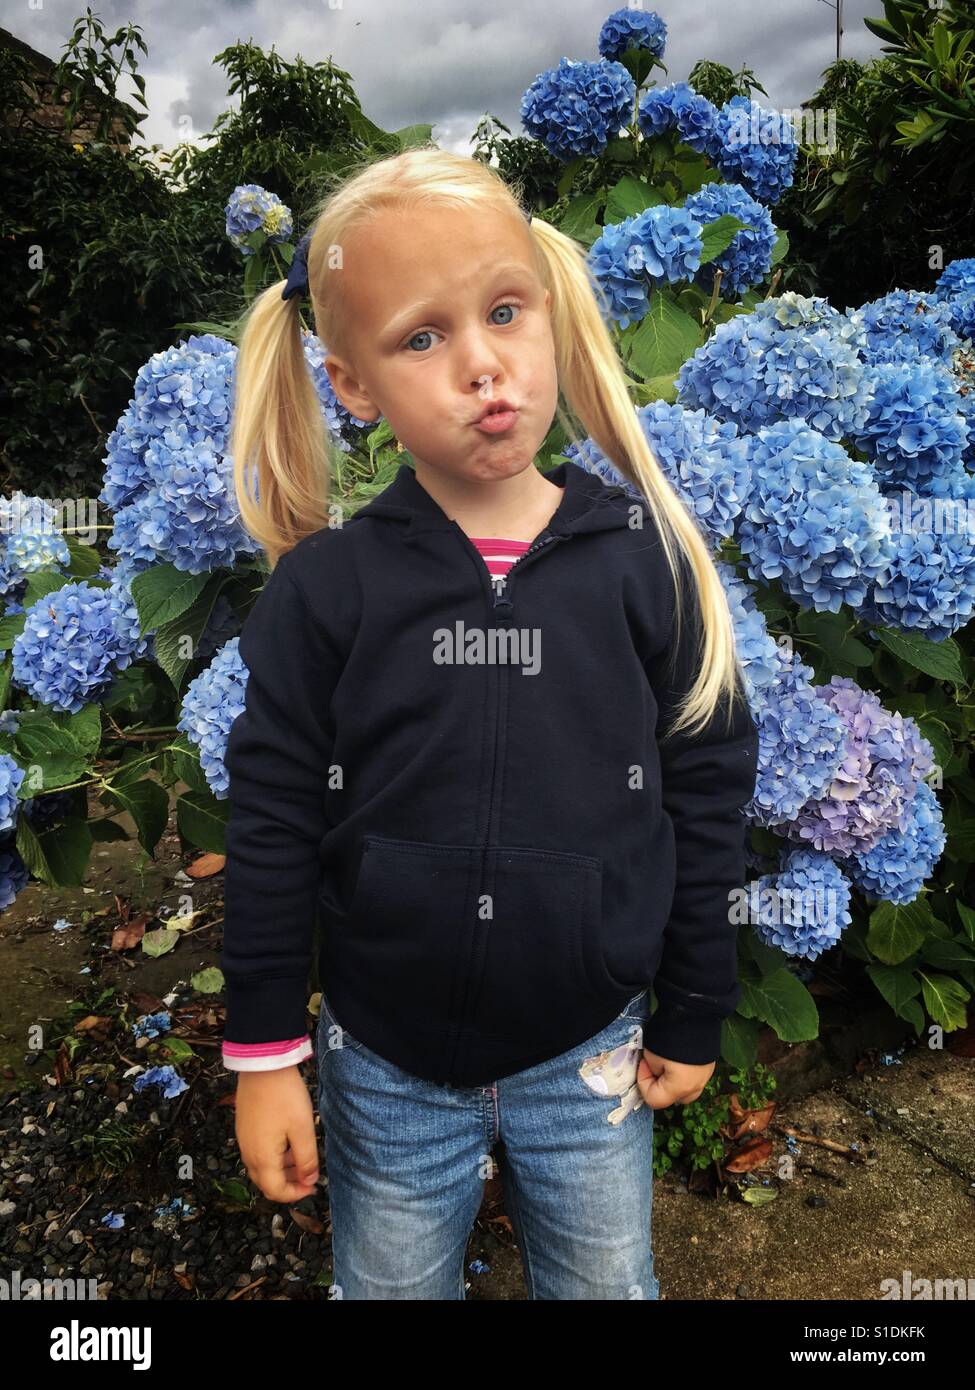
[281,229,313,302]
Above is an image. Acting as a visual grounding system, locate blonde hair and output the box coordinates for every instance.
[230,145,747,741]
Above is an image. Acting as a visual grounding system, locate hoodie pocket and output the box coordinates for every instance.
[468,844,621,1045]
[330,834,480,1030]
[322,835,625,1049]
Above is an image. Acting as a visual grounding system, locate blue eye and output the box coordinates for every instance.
[402,301,523,352]
[405,330,439,353]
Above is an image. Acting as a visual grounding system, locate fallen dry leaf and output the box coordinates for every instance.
[185,852,226,879]
[723,1136,774,1173]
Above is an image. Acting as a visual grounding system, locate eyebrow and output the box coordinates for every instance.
[381,262,535,340]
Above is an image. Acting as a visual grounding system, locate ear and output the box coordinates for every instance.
[325,355,381,423]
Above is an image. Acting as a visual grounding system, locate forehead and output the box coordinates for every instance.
[338,203,538,327]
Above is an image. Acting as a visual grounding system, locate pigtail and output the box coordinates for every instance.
[230,276,335,570]
[528,216,748,743]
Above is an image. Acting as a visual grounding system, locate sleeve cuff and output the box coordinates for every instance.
[641,1001,723,1066]
[222,1035,314,1072]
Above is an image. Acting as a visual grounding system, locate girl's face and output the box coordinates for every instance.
[324,203,559,486]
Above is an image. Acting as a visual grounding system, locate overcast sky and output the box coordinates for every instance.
[5,0,888,155]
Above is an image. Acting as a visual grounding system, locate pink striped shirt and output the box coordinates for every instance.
[222,536,530,1072]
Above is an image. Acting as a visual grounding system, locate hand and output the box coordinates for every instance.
[233,1064,320,1202]
[636,1049,715,1109]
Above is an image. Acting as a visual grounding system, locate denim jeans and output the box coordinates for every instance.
[315,987,659,1300]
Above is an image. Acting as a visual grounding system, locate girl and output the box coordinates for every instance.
[220,147,759,1300]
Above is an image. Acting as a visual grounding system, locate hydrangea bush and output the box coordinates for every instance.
[1,7,972,1069]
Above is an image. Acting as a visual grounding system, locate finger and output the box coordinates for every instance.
[281,1134,320,1190]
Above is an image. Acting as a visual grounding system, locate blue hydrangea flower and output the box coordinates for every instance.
[301,329,375,444]
[736,419,893,613]
[849,357,969,491]
[748,847,853,959]
[588,206,703,328]
[586,215,651,329]
[683,181,777,300]
[562,401,751,548]
[177,637,248,798]
[677,293,873,439]
[933,257,975,301]
[840,778,946,905]
[744,645,848,828]
[521,57,636,161]
[100,406,155,511]
[939,291,975,346]
[707,95,799,205]
[0,492,72,596]
[106,570,154,669]
[11,581,146,713]
[598,7,667,61]
[0,831,30,910]
[100,336,262,576]
[717,562,782,698]
[786,676,936,856]
[846,289,963,366]
[225,184,294,257]
[859,504,975,640]
[133,1064,188,1099]
[637,81,718,152]
[0,754,26,832]
[132,1011,172,1040]
[0,710,19,736]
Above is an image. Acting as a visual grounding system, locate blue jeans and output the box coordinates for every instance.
[315,987,659,1300]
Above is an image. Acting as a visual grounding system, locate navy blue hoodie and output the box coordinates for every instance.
[221,459,760,1086]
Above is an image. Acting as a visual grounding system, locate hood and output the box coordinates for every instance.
[347,458,636,537]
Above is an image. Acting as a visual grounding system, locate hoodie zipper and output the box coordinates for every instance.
[447,524,565,1075]
[484,530,562,841]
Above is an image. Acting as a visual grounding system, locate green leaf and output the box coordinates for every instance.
[142,928,179,958]
[921,937,975,971]
[16,814,92,888]
[22,569,73,607]
[102,777,170,857]
[627,293,701,381]
[13,711,89,794]
[697,214,751,264]
[957,902,975,944]
[866,962,921,1015]
[176,789,229,855]
[873,628,964,683]
[919,972,969,1031]
[58,704,102,757]
[394,123,434,149]
[160,1037,196,1061]
[0,615,27,651]
[720,1012,759,1071]
[191,966,225,994]
[150,578,234,695]
[799,611,873,667]
[559,194,602,245]
[866,899,931,965]
[737,968,820,1042]
[170,734,209,792]
[769,228,789,265]
[944,806,975,862]
[129,564,213,633]
[62,534,103,579]
[604,175,664,225]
